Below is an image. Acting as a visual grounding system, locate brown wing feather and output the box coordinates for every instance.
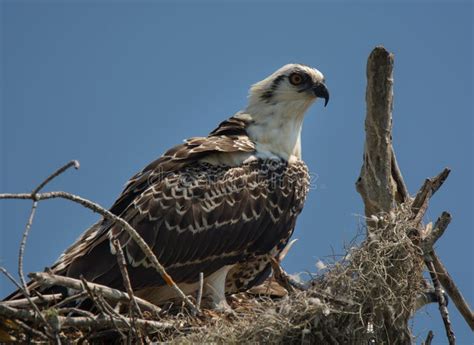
[65,159,309,293]
[4,116,310,303]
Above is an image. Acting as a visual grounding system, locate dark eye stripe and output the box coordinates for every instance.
[260,74,286,101]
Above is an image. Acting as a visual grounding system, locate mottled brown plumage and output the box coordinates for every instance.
[4,63,328,309]
[60,118,310,297]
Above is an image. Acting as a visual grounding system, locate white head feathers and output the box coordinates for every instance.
[238,64,329,161]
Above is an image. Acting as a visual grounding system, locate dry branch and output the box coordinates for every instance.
[112,239,144,319]
[431,253,474,330]
[356,46,409,219]
[421,212,452,255]
[19,160,80,295]
[2,294,62,308]
[112,239,147,342]
[423,330,434,345]
[426,259,456,344]
[28,272,161,316]
[411,168,451,226]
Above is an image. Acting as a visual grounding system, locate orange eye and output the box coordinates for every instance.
[289,73,304,86]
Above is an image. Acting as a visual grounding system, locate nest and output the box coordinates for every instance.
[1,203,425,344]
[160,203,425,344]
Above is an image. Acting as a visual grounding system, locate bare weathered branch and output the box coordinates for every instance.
[29,272,161,316]
[31,160,80,196]
[1,293,62,308]
[18,202,38,295]
[112,239,144,319]
[411,168,451,221]
[17,160,79,296]
[426,259,456,344]
[431,253,474,330]
[356,46,408,219]
[421,212,452,255]
[112,239,149,343]
[423,330,434,345]
[78,275,128,340]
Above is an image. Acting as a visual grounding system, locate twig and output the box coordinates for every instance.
[112,239,144,318]
[1,293,62,308]
[79,275,128,341]
[423,330,434,345]
[18,202,38,295]
[31,160,80,196]
[421,212,452,255]
[426,259,456,345]
[18,160,80,295]
[411,168,451,223]
[29,272,161,316]
[1,189,197,313]
[96,294,129,341]
[112,239,146,343]
[431,252,474,330]
[51,291,88,309]
[57,307,95,318]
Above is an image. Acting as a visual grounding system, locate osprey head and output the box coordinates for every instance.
[249,64,329,107]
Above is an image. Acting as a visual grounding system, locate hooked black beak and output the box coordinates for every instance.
[313,82,330,107]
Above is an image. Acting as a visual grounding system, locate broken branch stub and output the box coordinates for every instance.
[356,46,409,219]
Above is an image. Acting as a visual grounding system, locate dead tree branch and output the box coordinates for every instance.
[420,212,452,255]
[423,330,434,345]
[426,259,456,344]
[431,253,474,330]
[28,272,161,316]
[2,294,62,308]
[356,46,409,219]
[112,239,144,318]
[18,160,80,295]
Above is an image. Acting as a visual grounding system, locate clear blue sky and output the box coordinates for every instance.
[1,1,472,343]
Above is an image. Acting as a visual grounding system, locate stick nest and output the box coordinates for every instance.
[165,203,425,344]
[1,203,425,344]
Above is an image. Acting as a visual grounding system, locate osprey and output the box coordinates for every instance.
[12,64,329,311]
